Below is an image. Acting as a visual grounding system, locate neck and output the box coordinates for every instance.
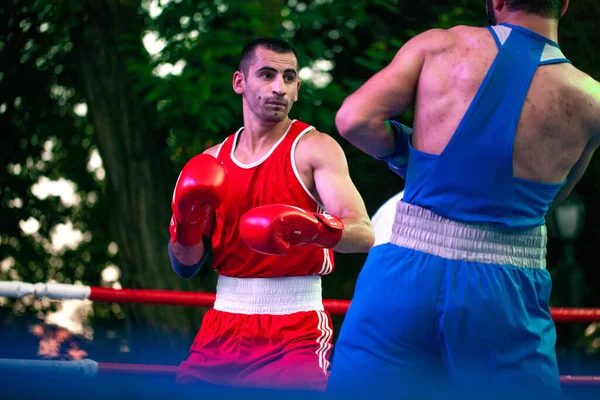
[239,111,292,154]
[500,12,559,43]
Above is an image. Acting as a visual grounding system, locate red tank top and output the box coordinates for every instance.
[211,120,334,278]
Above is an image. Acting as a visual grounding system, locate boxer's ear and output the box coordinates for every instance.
[560,0,569,17]
[495,0,507,13]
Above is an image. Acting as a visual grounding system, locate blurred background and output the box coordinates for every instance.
[1,0,599,379]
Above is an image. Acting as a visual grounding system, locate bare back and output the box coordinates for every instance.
[413,25,600,192]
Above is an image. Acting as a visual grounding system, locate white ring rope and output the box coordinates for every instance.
[0,281,91,300]
[0,358,98,376]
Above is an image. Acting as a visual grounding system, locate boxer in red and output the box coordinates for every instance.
[168,38,375,391]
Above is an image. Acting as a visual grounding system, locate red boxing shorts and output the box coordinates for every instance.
[177,275,333,391]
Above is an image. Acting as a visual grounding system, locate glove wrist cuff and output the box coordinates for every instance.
[314,229,343,249]
[313,213,345,249]
[170,215,204,247]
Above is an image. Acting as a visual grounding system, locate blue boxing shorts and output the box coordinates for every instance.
[328,201,560,400]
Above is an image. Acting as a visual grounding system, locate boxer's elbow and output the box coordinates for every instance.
[339,217,376,254]
[361,221,376,253]
[335,104,366,142]
[352,224,376,254]
[336,105,391,158]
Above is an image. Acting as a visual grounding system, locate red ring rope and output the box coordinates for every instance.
[1,278,599,388]
[89,286,600,322]
[98,362,178,376]
[2,281,598,322]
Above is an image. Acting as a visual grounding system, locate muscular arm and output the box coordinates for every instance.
[550,82,600,211]
[550,137,600,211]
[168,144,220,276]
[335,29,447,158]
[297,132,374,253]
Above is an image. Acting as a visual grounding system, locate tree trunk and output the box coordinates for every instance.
[71,0,203,363]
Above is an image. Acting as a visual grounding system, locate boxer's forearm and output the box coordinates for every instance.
[335,104,395,158]
[332,215,375,254]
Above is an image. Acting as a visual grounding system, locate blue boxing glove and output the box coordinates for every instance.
[375,120,413,179]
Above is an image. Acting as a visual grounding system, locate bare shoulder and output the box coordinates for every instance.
[561,66,600,137]
[447,24,489,36]
[297,129,339,147]
[404,27,460,54]
[391,27,488,65]
[400,25,492,55]
[577,70,600,102]
[411,28,453,45]
[578,72,600,138]
[295,129,347,166]
[202,143,222,157]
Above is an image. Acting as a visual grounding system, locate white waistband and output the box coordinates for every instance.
[213,275,324,315]
[390,202,547,269]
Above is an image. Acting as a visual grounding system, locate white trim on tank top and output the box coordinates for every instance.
[491,25,511,45]
[215,121,333,276]
[290,127,333,275]
[214,136,229,158]
[228,120,296,169]
[491,25,566,63]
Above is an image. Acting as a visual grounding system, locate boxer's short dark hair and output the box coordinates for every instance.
[506,0,564,19]
[239,38,298,75]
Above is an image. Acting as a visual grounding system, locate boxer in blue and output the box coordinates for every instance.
[329,0,600,398]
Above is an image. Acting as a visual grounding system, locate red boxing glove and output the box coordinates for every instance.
[170,154,227,246]
[239,204,345,256]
